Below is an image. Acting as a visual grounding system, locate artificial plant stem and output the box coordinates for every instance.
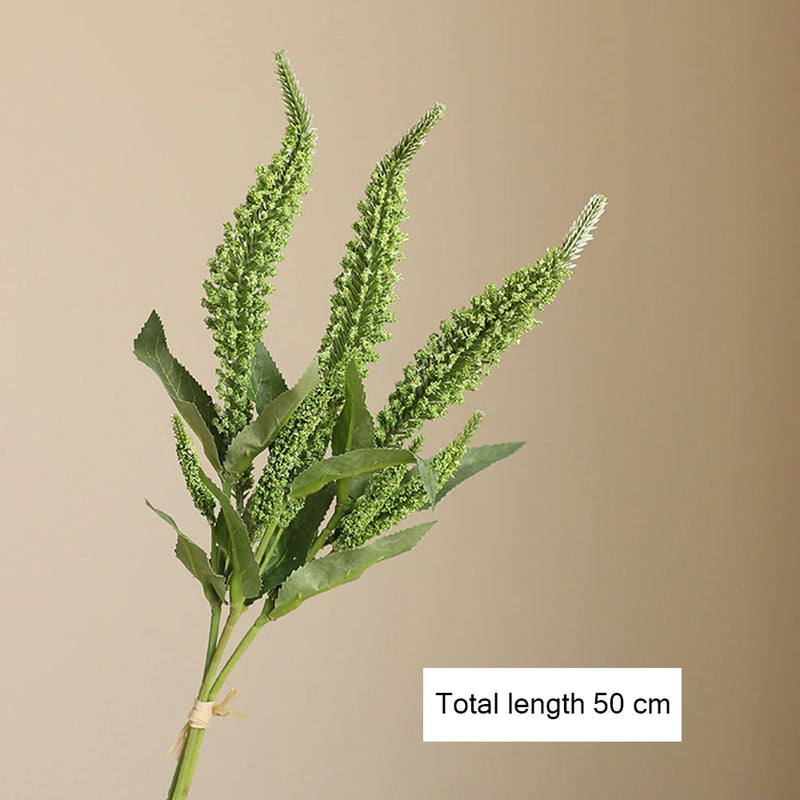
[200,603,243,698]
[167,603,244,800]
[255,519,279,566]
[168,728,206,800]
[255,502,285,566]
[208,604,272,700]
[166,602,223,798]
[306,503,346,561]
[204,604,222,678]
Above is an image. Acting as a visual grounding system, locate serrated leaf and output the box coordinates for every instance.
[258,484,336,597]
[248,342,289,415]
[197,473,261,601]
[224,358,320,476]
[269,521,435,619]
[134,311,223,472]
[414,454,439,508]
[332,361,375,455]
[290,448,417,500]
[145,501,226,604]
[432,442,525,506]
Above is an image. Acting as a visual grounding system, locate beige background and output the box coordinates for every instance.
[2,1,798,798]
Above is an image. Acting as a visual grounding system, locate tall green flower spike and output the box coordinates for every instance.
[202,50,316,444]
[376,194,607,447]
[318,103,445,376]
[248,105,446,538]
[133,51,606,800]
[334,410,485,549]
[247,381,337,542]
[172,415,217,522]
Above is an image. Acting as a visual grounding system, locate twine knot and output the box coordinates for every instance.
[168,689,247,757]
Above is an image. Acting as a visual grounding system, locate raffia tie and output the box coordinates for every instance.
[168,689,247,757]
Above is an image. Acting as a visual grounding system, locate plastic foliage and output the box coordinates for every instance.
[133,51,606,799]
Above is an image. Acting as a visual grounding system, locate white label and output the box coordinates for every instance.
[423,668,682,742]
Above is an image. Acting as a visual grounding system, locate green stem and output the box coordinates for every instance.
[208,601,273,699]
[306,502,345,561]
[203,604,222,678]
[203,604,245,698]
[168,728,206,799]
[165,602,221,799]
[254,518,280,566]
[167,603,244,800]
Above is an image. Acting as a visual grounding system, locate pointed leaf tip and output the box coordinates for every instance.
[414,454,439,508]
[332,360,376,456]
[224,357,320,476]
[248,341,288,414]
[133,310,224,472]
[431,441,526,506]
[269,521,435,620]
[145,500,226,605]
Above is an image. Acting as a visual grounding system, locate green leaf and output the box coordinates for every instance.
[269,521,435,619]
[197,473,262,601]
[433,442,525,506]
[259,485,336,596]
[248,342,288,415]
[414,454,439,508]
[211,512,230,573]
[134,311,224,472]
[224,358,320,476]
[332,360,375,455]
[145,501,226,604]
[332,360,376,500]
[290,448,417,500]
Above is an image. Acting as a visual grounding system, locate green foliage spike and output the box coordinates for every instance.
[318,104,445,375]
[202,51,316,444]
[376,195,606,447]
[334,411,484,549]
[171,415,217,521]
[133,51,606,798]
[274,49,312,132]
[560,193,607,263]
[223,357,320,477]
[373,410,484,532]
[247,382,337,539]
[432,440,525,506]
